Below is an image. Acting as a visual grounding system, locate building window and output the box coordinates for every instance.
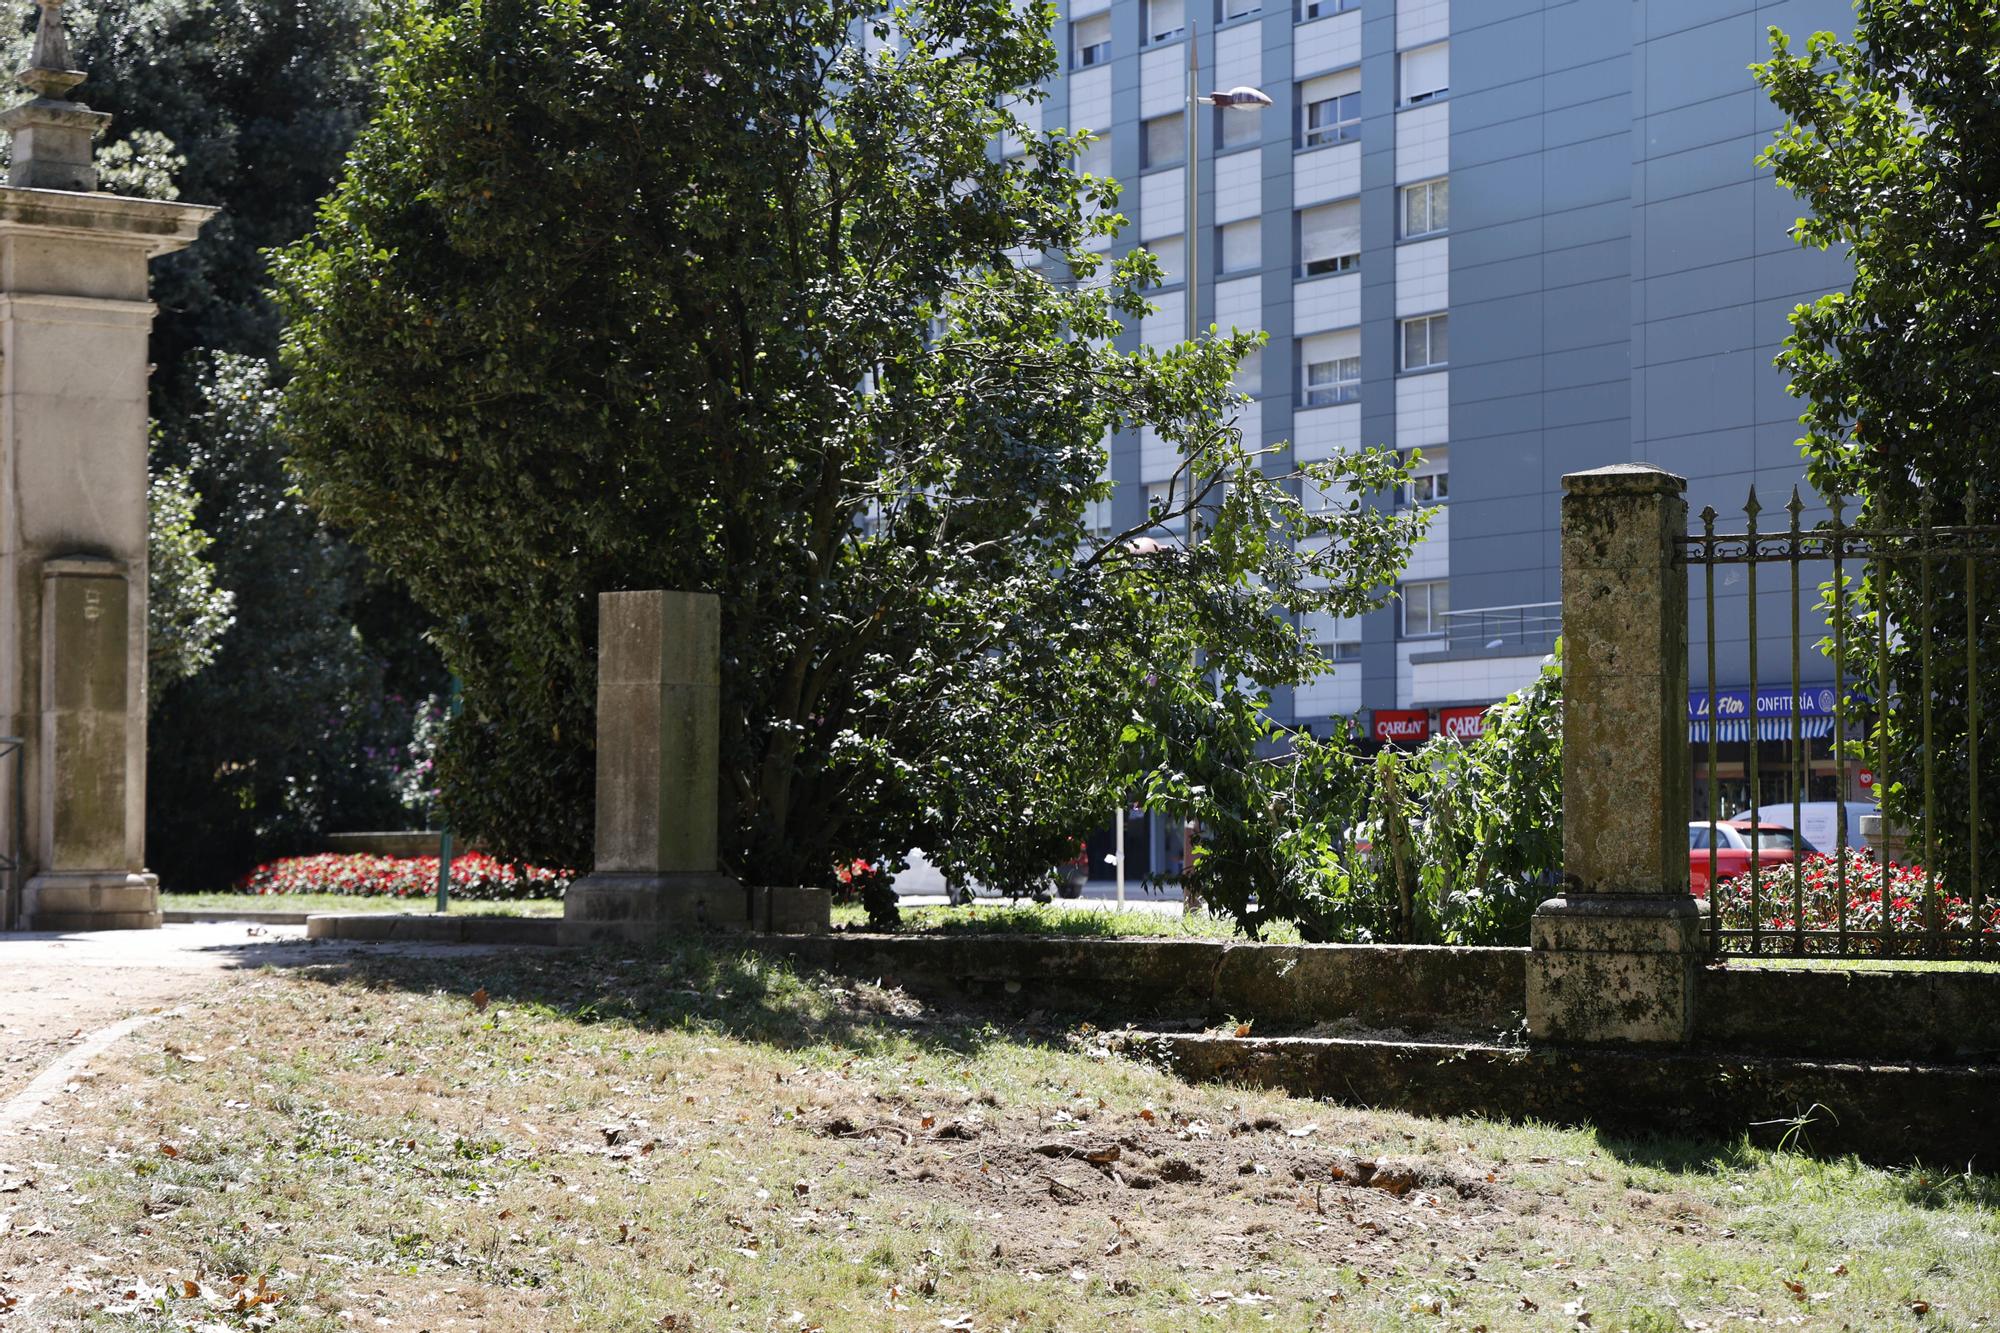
[1401,177,1448,238]
[1401,579,1450,638]
[1219,218,1261,274]
[1396,448,1449,507]
[1297,198,1360,277]
[1325,639,1362,662]
[1300,330,1361,406]
[1297,0,1358,19]
[1145,0,1186,44]
[1217,102,1261,150]
[1143,114,1185,169]
[1298,70,1361,148]
[1071,13,1111,68]
[1076,132,1111,180]
[1233,346,1262,395]
[1145,480,1186,529]
[1144,234,1185,287]
[1399,42,1448,106]
[1223,0,1263,18]
[1401,313,1448,370]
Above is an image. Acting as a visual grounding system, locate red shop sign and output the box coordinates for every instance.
[1373,709,1432,745]
[1438,705,1491,741]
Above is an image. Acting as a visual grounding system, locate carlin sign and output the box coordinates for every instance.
[1372,709,1432,745]
[1439,705,1490,741]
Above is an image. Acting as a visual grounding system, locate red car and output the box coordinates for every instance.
[1688,821,1799,894]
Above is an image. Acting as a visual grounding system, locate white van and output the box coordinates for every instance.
[1727,801,1878,857]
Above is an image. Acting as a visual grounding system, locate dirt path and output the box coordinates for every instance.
[0,923,304,1107]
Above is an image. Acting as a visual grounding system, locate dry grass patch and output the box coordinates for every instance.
[0,946,1993,1331]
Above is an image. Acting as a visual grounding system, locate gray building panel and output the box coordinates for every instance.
[1062,0,1859,723]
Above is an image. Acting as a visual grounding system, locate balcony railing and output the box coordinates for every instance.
[1433,600,1562,658]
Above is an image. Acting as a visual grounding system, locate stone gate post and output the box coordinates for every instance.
[1527,464,1699,1044]
[0,0,214,930]
[559,590,831,944]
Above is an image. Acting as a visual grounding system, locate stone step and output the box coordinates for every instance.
[1114,1030,1999,1165]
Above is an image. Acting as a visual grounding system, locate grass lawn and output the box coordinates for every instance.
[0,946,1991,1331]
[161,891,565,917]
[832,901,1303,943]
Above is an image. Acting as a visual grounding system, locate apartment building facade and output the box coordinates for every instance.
[1023,0,1859,756]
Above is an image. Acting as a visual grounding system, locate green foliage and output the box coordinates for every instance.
[1157,645,1562,946]
[13,0,379,431]
[273,0,1424,899]
[146,356,417,889]
[1756,5,1999,895]
[146,463,234,696]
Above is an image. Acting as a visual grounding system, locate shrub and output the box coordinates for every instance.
[1710,849,2000,939]
[237,851,573,902]
[1176,644,1562,947]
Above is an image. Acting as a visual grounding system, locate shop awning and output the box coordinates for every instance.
[1690,715,1835,744]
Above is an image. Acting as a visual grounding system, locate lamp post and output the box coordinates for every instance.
[1176,38,1268,917]
[1184,41,1271,348]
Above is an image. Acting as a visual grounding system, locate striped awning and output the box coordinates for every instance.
[1689,716,1835,744]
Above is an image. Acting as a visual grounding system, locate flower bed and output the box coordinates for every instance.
[237,851,573,901]
[1709,849,2000,937]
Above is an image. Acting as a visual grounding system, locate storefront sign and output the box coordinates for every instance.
[1373,709,1432,745]
[1438,705,1490,741]
[1859,768,1874,790]
[1687,685,1838,721]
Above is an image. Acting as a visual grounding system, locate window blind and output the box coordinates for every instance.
[1400,43,1448,103]
[1299,200,1360,269]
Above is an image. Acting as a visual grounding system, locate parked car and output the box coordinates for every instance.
[1688,821,1799,894]
[1728,801,1877,857]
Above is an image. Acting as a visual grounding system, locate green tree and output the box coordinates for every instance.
[146,462,234,694]
[147,355,414,887]
[273,0,1425,906]
[1758,4,1998,898]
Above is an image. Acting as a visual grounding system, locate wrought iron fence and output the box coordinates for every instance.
[1679,486,1999,958]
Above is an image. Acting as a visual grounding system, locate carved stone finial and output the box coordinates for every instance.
[21,0,84,100]
[0,0,110,192]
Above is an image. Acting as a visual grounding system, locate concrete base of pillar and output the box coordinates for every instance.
[1527,893,1700,1045]
[560,874,833,944]
[560,870,752,944]
[23,870,162,931]
[749,885,832,935]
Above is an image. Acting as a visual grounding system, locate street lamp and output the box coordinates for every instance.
[1185,55,1272,347]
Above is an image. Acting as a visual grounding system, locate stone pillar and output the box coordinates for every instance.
[0,1,215,930]
[1527,464,1700,1044]
[562,591,829,942]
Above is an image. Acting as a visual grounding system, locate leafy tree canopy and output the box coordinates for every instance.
[1758,1,1998,895]
[275,0,1425,903]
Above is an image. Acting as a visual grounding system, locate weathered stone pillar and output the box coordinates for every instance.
[0,0,215,930]
[1527,464,1700,1044]
[561,591,830,943]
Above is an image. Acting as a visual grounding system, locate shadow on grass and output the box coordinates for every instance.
[235,937,1033,1064]
[1590,1124,2000,1207]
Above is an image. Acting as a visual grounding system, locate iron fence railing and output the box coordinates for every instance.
[1679,486,1999,959]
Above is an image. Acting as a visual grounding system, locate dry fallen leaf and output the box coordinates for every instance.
[471,987,490,1012]
[1783,1278,1807,1301]
[1233,1023,1253,1038]
[1910,1300,1931,1316]
[158,1143,180,1159]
